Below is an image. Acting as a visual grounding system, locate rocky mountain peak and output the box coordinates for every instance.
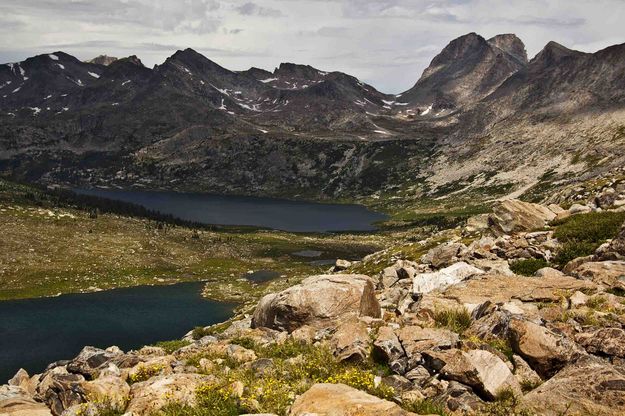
[399,32,527,112]
[120,55,144,67]
[275,63,325,80]
[426,32,489,71]
[488,33,528,64]
[530,41,587,70]
[87,55,118,66]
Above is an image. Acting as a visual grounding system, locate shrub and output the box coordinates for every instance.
[404,398,448,415]
[191,326,211,340]
[481,388,534,416]
[520,378,543,392]
[195,383,240,416]
[229,336,257,350]
[553,211,625,267]
[258,338,317,359]
[509,258,548,276]
[153,339,191,354]
[433,308,472,333]
[324,368,394,400]
[128,363,164,384]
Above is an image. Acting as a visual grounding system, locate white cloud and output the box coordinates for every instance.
[0,0,624,93]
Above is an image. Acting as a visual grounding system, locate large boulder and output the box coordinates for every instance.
[252,275,381,332]
[126,373,212,415]
[0,385,52,416]
[508,318,583,378]
[523,357,625,416]
[412,262,484,296]
[570,261,625,291]
[288,383,418,416]
[424,349,521,400]
[488,199,556,235]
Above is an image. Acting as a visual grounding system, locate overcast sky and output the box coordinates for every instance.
[1,0,624,93]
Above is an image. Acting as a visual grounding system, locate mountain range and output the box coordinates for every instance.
[1,33,624,207]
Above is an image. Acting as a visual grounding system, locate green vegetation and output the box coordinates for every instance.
[128,363,165,384]
[163,340,396,416]
[433,307,472,333]
[509,258,549,276]
[481,388,534,416]
[153,340,192,354]
[404,398,449,415]
[0,178,385,301]
[553,211,625,267]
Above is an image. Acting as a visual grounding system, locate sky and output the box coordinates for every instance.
[1,0,624,93]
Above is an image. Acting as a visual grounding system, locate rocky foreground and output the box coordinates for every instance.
[2,196,625,416]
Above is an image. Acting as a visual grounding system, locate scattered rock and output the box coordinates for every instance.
[575,328,625,358]
[373,326,405,364]
[397,326,459,367]
[570,261,625,291]
[81,374,130,409]
[330,318,370,362]
[0,385,52,416]
[126,373,212,415]
[569,290,588,308]
[35,367,86,416]
[421,243,466,268]
[333,259,352,271]
[508,318,583,378]
[66,346,139,379]
[568,203,592,215]
[511,354,542,388]
[424,349,521,400]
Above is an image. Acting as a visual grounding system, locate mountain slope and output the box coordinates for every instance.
[0,33,624,209]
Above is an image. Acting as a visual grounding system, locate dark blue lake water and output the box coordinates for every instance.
[73,188,387,232]
[0,282,235,383]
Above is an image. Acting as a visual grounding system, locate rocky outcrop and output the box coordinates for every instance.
[523,357,625,416]
[569,261,625,291]
[488,200,557,235]
[288,383,418,416]
[4,199,625,416]
[252,274,381,332]
[0,385,52,416]
[575,328,625,358]
[440,273,596,307]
